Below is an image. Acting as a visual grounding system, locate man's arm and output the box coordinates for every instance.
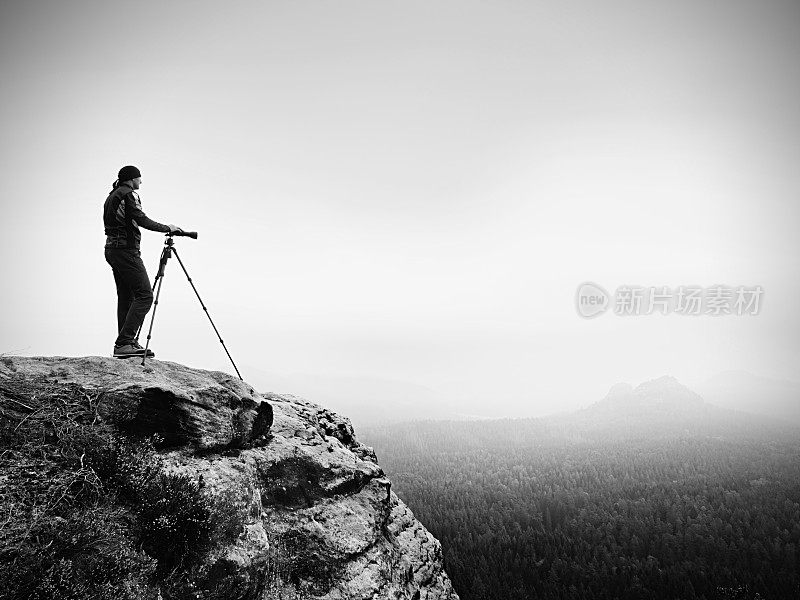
[125,193,171,233]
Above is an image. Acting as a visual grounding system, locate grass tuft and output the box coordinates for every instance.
[0,372,248,599]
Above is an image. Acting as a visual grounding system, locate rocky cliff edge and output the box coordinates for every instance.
[0,356,459,600]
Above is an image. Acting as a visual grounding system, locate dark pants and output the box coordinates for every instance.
[105,247,153,347]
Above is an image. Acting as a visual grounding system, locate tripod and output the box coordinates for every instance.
[139,232,243,380]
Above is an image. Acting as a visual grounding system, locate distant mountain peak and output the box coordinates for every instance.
[641,374,681,386]
[634,374,698,396]
[596,375,705,411]
[606,382,634,398]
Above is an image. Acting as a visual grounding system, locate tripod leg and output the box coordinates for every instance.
[170,248,243,380]
[141,264,167,368]
[135,246,168,343]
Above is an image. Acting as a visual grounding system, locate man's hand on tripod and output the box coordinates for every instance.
[166,228,199,239]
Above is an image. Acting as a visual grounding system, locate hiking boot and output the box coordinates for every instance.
[132,341,155,358]
[113,344,146,358]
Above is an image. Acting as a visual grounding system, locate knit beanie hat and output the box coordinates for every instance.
[118,165,142,181]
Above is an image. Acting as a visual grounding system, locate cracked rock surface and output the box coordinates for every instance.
[6,356,459,600]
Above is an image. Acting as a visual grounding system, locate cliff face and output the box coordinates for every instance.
[1,356,459,600]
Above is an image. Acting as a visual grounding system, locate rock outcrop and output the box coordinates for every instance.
[1,356,459,600]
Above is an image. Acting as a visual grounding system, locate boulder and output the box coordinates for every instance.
[1,356,459,599]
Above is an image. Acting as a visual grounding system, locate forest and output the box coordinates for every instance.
[362,418,800,600]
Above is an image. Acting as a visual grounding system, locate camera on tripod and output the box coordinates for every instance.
[138,229,243,380]
[168,230,198,239]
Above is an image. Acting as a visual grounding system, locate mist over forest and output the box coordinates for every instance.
[361,376,800,600]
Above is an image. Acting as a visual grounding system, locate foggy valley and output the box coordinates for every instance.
[361,375,800,599]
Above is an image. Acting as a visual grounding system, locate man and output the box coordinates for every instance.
[103,165,183,358]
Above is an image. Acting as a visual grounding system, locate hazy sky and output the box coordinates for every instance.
[1,0,798,417]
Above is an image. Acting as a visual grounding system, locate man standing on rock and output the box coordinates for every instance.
[103,165,183,358]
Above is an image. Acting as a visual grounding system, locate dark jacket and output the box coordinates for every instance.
[103,184,169,250]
